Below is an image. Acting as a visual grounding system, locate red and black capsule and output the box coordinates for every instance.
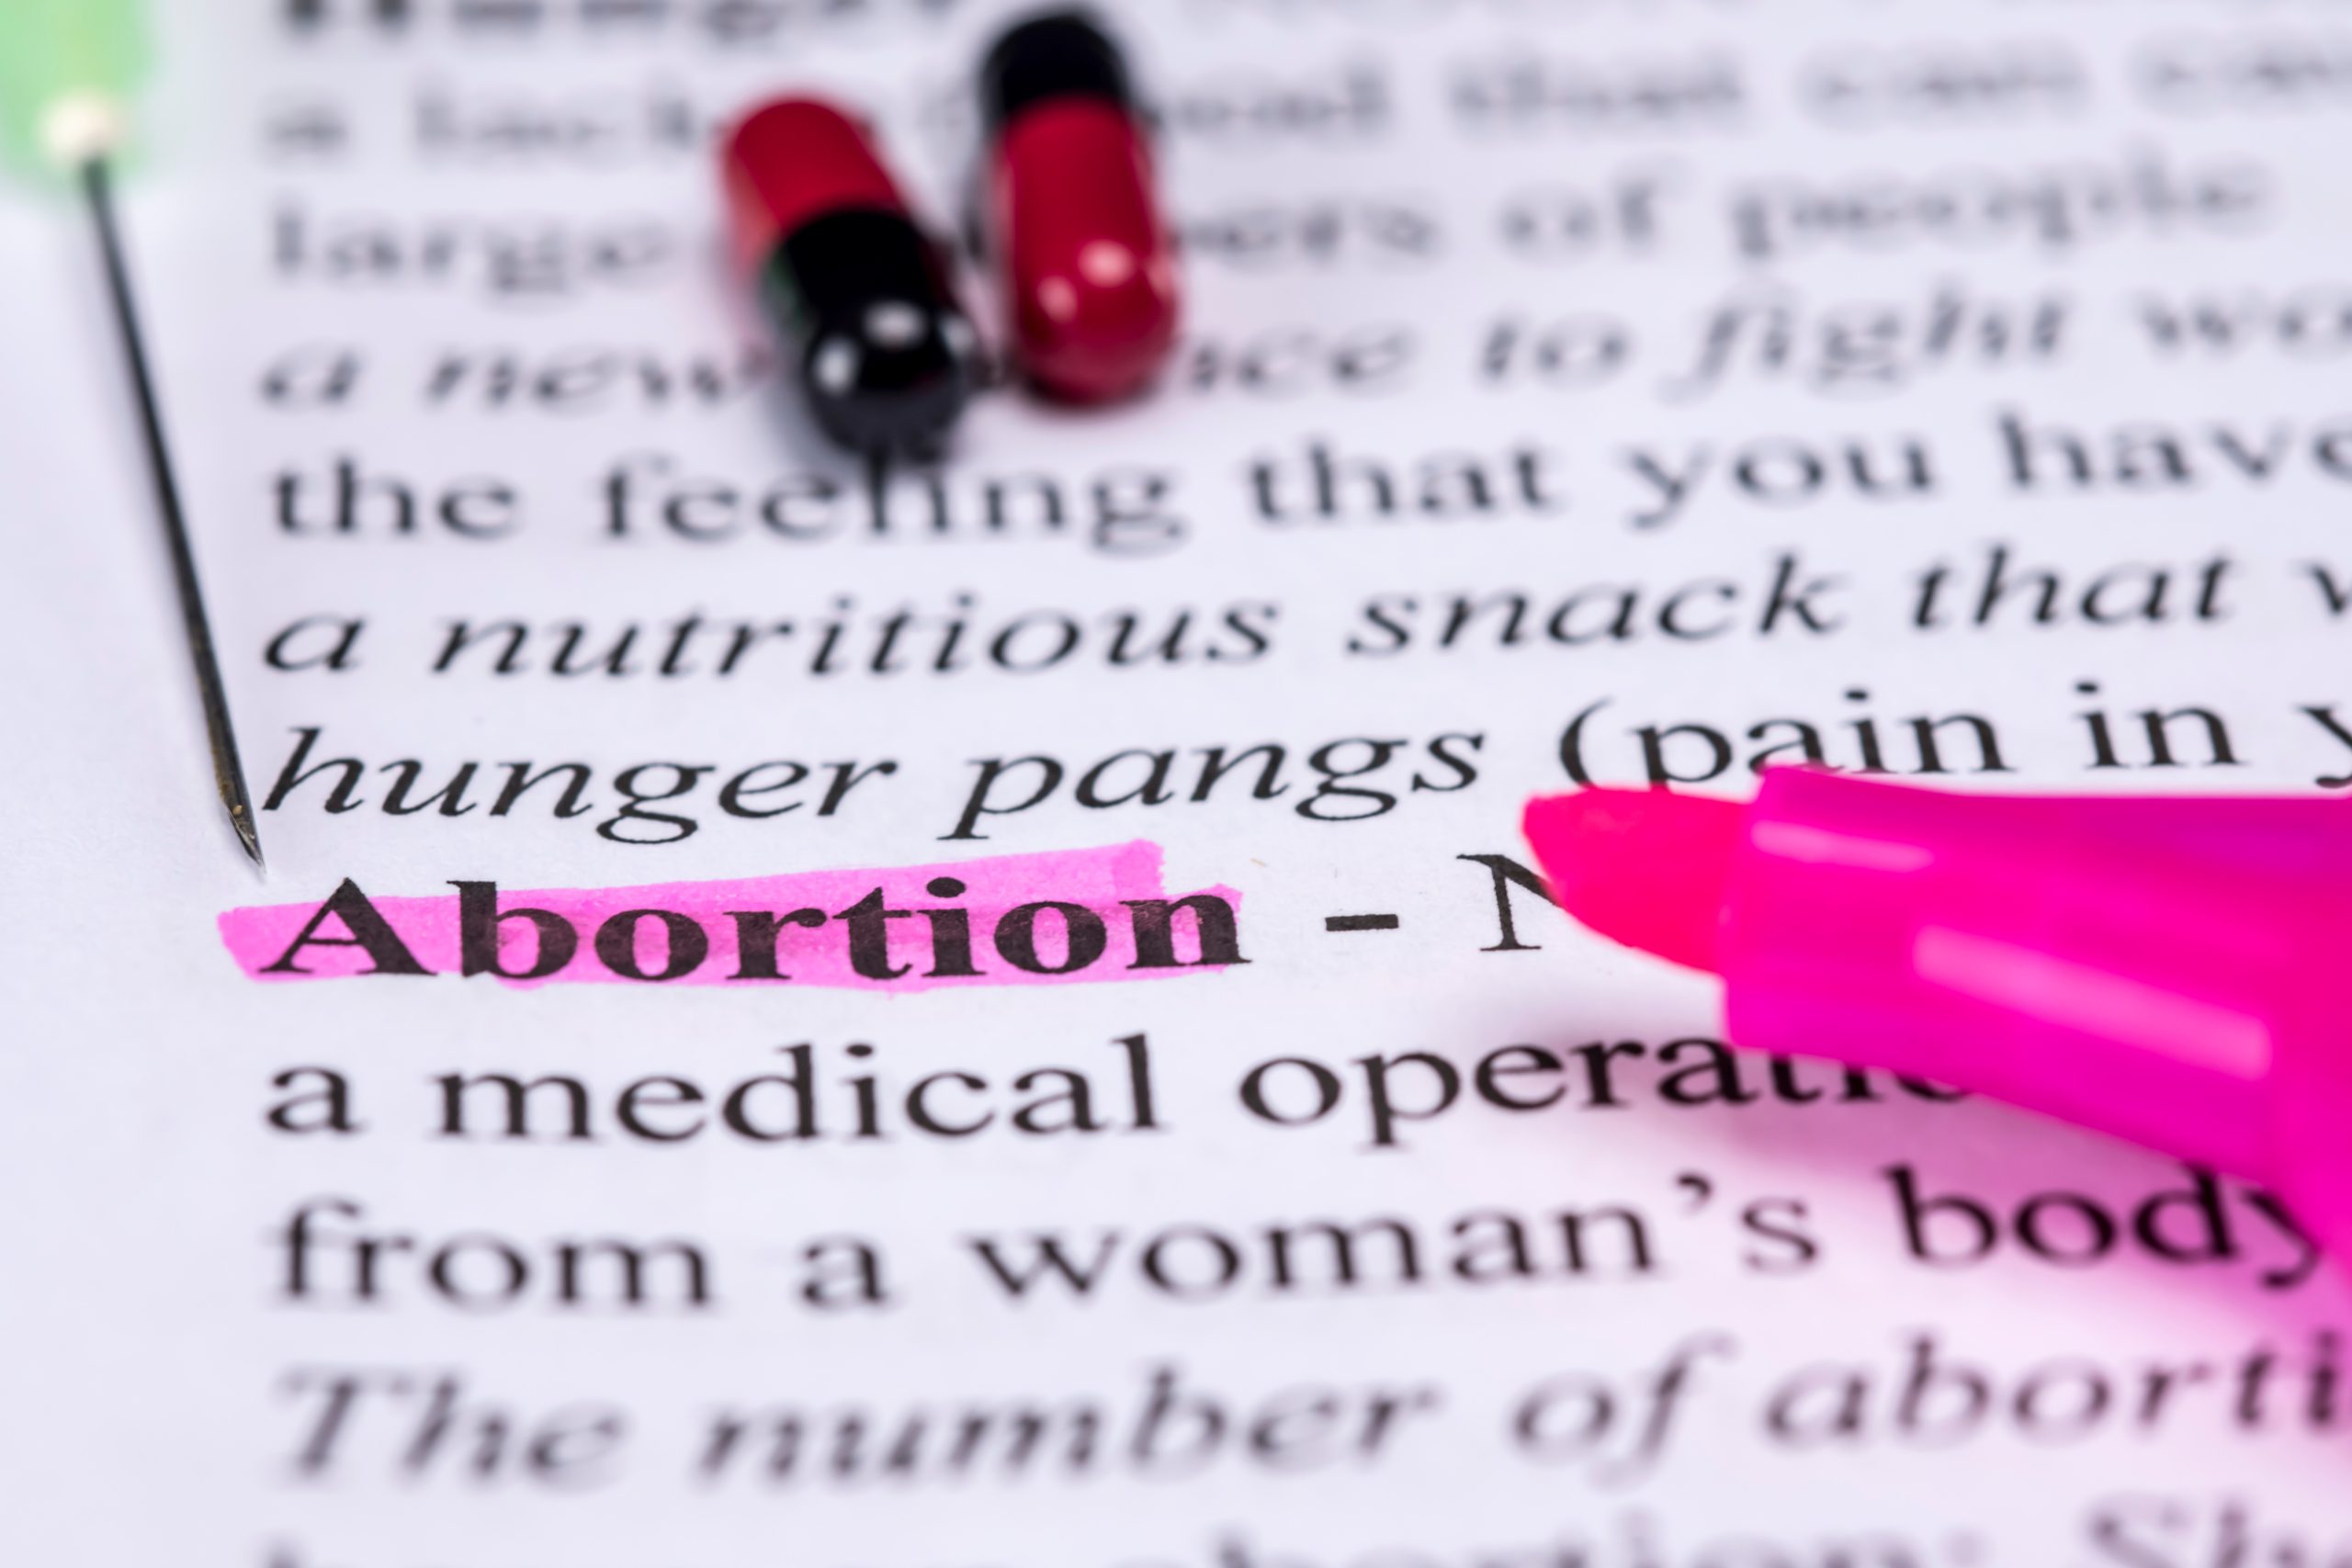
[978,10,1180,403]
[722,97,978,455]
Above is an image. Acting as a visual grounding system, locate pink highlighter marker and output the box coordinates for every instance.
[1521,771,2352,1258]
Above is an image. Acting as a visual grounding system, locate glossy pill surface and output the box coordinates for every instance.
[980,11,1179,403]
[722,96,978,455]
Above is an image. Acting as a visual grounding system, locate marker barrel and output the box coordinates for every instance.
[1717,771,2352,1247]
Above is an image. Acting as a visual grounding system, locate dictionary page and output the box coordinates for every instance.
[5,2,2352,1563]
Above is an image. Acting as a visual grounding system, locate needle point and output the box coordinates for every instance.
[231,804,265,873]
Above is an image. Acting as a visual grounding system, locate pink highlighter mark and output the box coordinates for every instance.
[219,840,1242,992]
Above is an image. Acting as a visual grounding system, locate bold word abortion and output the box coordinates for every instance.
[220,841,1242,990]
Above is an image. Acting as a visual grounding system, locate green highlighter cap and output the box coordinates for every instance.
[0,0,149,176]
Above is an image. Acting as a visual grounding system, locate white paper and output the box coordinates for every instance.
[6,2,2352,1562]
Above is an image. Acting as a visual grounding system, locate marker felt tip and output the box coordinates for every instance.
[1522,772,2352,1258]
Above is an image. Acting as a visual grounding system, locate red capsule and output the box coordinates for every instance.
[721,97,978,456]
[722,98,900,279]
[979,12,1180,404]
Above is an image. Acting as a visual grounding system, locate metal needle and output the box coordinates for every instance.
[81,154,264,870]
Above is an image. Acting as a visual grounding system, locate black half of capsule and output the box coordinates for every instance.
[979,9,1136,136]
[760,209,978,457]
